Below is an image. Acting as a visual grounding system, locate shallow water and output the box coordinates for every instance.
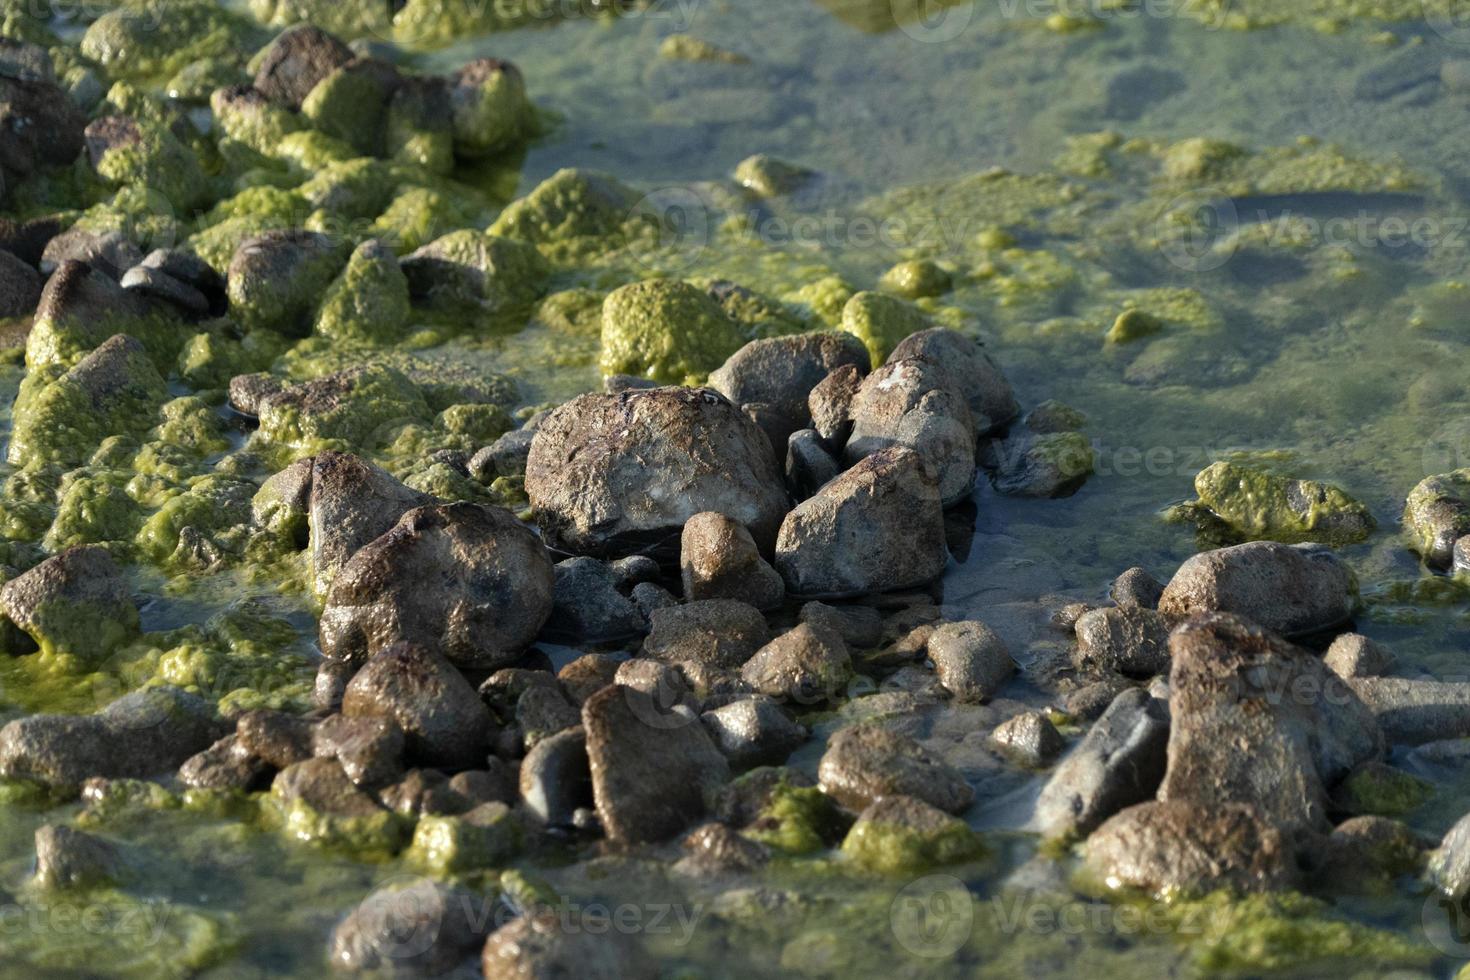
[8,0,1470,976]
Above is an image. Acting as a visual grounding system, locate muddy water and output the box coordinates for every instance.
[6,0,1470,976]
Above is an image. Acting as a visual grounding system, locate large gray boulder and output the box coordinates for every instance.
[774,446,947,597]
[885,327,1018,434]
[1161,613,1383,839]
[1158,540,1356,638]
[846,358,977,506]
[319,502,554,669]
[525,387,789,558]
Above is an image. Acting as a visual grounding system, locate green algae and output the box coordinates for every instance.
[406,806,522,876]
[314,240,413,344]
[743,781,847,855]
[840,809,985,875]
[81,1,258,81]
[598,277,747,383]
[1187,459,1377,545]
[1333,763,1434,816]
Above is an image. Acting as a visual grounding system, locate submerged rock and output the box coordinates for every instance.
[817,722,972,815]
[525,387,788,558]
[1033,688,1168,840]
[775,447,947,597]
[1162,613,1383,839]
[582,684,731,844]
[319,502,554,669]
[1085,800,1295,896]
[482,910,649,979]
[329,879,491,976]
[1157,540,1356,638]
[1187,461,1375,544]
[34,825,121,890]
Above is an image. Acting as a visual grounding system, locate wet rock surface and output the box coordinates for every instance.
[1157,540,1357,637]
[680,512,785,610]
[818,721,973,815]
[340,642,494,769]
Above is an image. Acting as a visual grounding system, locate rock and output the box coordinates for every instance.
[314,239,411,344]
[1162,613,1384,839]
[234,709,313,769]
[613,659,700,718]
[1403,470,1470,567]
[34,825,120,890]
[120,265,209,318]
[519,726,592,828]
[11,332,167,469]
[598,278,745,384]
[273,757,385,818]
[582,684,731,844]
[1110,566,1163,609]
[673,822,771,876]
[631,582,678,619]
[340,642,494,769]
[320,502,554,669]
[1346,677,1470,745]
[701,697,807,769]
[1059,676,1133,721]
[785,428,842,499]
[982,430,1094,498]
[39,231,143,281]
[733,153,815,197]
[989,711,1064,767]
[471,428,534,481]
[643,600,770,670]
[377,769,462,817]
[1023,399,1086,434]
[228,373,285,418]
[329,879,491,976]
[254,24,354,109]
[708,332,869,423]
[1188,461,1376,545]
[739,625,852,706]
[928,620,1014,702]
[1432,810,1470,901]
[489,167,639,243]
[1157,540,1357,638]
[511,684,580,750]
[400,230,547,314]
[775,447,947,597]
[0,687,221,789]
[817,722,973,815]
[407,800,522,874]
[879,259,952,300]
[545,557,644,641]
[1324,633,1395,679]
[1085,800,1295,896]
[0,247,40,317]
[1072,606,1171,678]
[0,545,138,662]
[556,654,622,705]
[840,795,984,874]
[482,910,649,979]
[609,554,660,588]
[525,387,788,558]
[178,734,271,791]
[799,601,883,650]
[226,229,345,333]
[1330,760,1432,817]
[307,451,432,600]
[808,362,863,448]
[886,327,1018,433]
[845,357,976,506]
[448,57,531,157]
[311,715,405,788]
[1033,688,1168,840]
[680,512,784,610]
[0,76,85,181]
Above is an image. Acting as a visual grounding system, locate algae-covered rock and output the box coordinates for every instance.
[488,167,639,244]
[210,85,305,155]
[1404,469,1470,567]
[733,153,815,198]
[599,278,746,384]
[385,77,455,174]
[449,58,533,158]
[840,795,984,874]
[407,802,522,874]
[841,290,929,366]
[25,261,181,372]
[0,545,138,661]
[370,187,469,255]
[314,239,411,344]
[301,58,402,158]
[1188,460,1375,544]
[43,471,142,553]
[83,116,209,213]
[135,474,256,565]
[256,364,429,449]
[250,0,394,37]
[1331,760,1432,817]
[81,0,254,80]
[400,229,547,312]
[9,334,166,468]
[879,259,952,299]
[226,229,346,334]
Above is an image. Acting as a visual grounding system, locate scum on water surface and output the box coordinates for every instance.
[6,0,1470,975]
